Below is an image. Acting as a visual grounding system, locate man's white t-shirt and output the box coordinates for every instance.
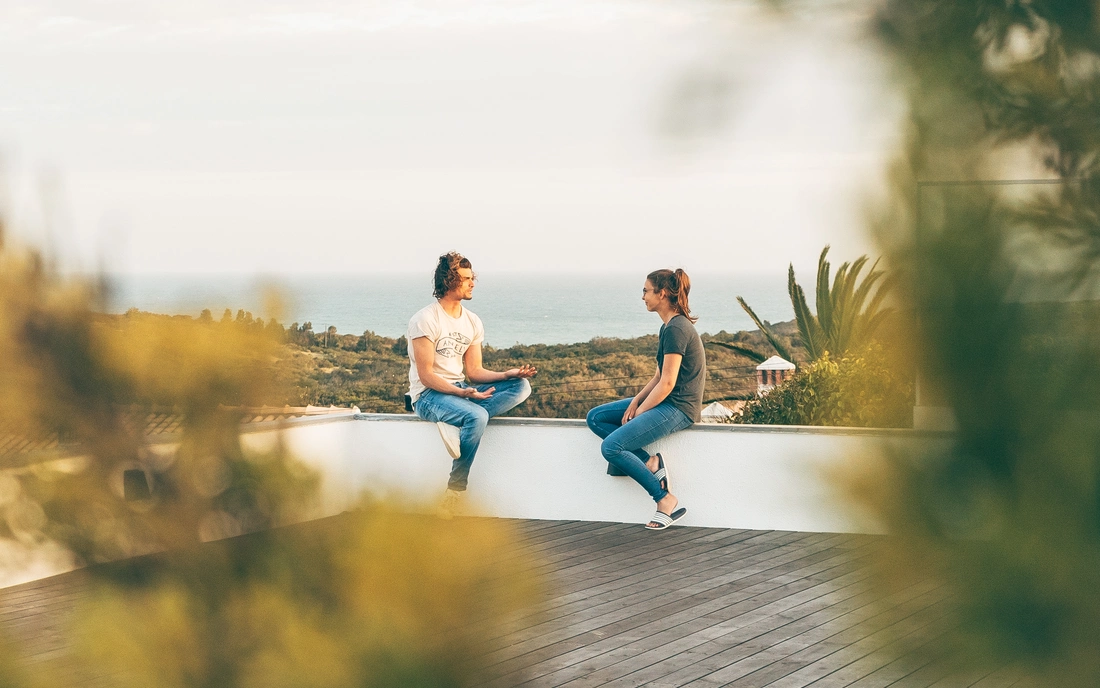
[407,301,485,404]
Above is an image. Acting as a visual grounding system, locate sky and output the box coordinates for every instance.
[0,0,903,277]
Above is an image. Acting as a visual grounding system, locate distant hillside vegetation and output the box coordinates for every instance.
[113,308,805,418]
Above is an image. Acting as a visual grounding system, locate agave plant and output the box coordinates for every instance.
[710,245,894,366]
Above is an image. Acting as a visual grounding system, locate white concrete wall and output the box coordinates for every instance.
[262,414,950,534]
[0,415,947,587]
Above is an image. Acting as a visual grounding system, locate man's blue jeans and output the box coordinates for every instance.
[586,398,693,503]
[413,377,532,491]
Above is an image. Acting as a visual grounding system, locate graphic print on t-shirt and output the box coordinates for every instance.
[436,332,472,358]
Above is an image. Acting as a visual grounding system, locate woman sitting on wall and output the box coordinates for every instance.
[586,268,706,530]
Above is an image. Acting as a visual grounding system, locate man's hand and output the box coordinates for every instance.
[622,398,641,425]
[505,364,538,379]
[463,386,495,400]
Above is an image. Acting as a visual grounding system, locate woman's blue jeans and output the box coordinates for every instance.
[586,398,693,503]
[413,377,531,491]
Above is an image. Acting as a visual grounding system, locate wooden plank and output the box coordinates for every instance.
[754,593,956,688]
[965,665,1029,688]
[546,564,876,688]
[715,581,948,688]
[528,530,813,619]
[527,526,747,589]
[0,518,1015,688]
[484,529,810,643]
[497,541,866,682]
[511,524,751,587]
[598,577,888,688]
[474,527,773,643]
[488,544,877,686]
[518,572,875,688]
[483,535,867,671]
[908,663,993,688]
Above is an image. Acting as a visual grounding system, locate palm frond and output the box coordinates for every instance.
[705,340,768,363]
[814,246,833,343]
[862,270,894,320]
[828,259,855,348]
[834,257,871,355]
[853,266,894,346]
[849,257,883,315]
[736,296,794,362]
[857,307,895,345]
[788,266,822,361]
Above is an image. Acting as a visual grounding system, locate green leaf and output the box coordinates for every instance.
[788,265,822,360]
[736,296,794,363]
[705,340,768,363]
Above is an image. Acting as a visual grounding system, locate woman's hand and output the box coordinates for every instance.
[505,364,538,379]
[622,398,641,425]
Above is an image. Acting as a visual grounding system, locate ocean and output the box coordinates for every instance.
[105,273,793,346]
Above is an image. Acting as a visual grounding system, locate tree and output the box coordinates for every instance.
[356,330,373,353]
[265,317,285,340]
[392,335,408,356]
[709,245,893,365]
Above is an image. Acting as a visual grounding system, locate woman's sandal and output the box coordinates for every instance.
[652,452,669,493]
[645,507,687,530]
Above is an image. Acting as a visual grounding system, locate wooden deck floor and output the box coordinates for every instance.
[0,519,1021,687]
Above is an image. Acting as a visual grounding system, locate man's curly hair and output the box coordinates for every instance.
[433,251,473,299]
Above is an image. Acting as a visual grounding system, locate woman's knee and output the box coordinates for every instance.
[586,407,601,432]
[600,437,623,462]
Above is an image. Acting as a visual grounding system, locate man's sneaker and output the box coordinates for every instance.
[436,422,462,459]
[437,489,462,520]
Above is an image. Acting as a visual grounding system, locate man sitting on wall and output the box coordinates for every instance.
[406,251,536,517]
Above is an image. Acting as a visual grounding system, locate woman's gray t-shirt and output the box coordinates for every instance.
[657,314,706,422]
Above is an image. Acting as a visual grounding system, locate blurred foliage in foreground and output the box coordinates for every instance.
[0,243,315,565]
[845,0,1100,684]
[0,233,543,686]
[73,509,539,688]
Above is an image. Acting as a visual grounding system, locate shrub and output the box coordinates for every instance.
[735,344,912,428]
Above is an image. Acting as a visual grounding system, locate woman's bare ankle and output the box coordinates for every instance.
[657,493,678,514]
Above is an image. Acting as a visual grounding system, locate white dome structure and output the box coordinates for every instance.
[700,401,735,423]
[756,356,796,393]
